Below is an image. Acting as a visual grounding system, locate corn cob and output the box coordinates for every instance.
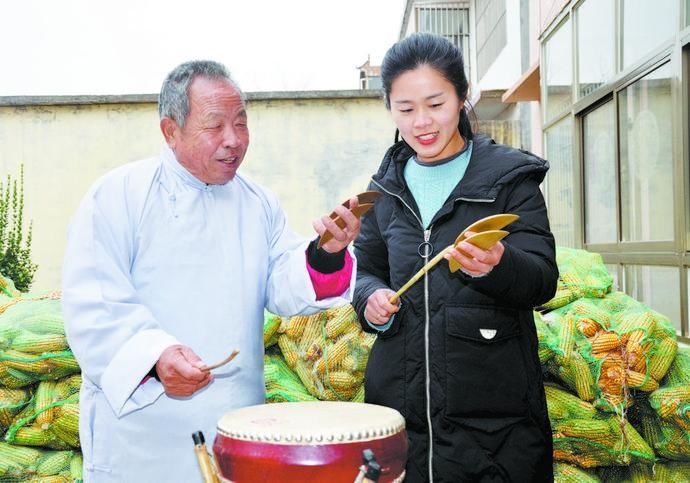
[621,421,655,461]
[36,450,73,476]
[0,364,34,388]
[553,462,601,483]
[342,353,368,372]
[649,386,690,419]
[0,441,42,467]
[625,329,646,355]
[328,371,358,391]
[576,317,602,338]
[648,336,678,381]
[1,349,50,374]
[284,315,310,339]
[70,452,83,480]
[35,381,58,425]
[52,403,80,444]
[12,313,66,336]
[325,306,356,339]
[299,315,325,352]
[558,315,576,356]
[625,369,659,392]
[567,352,595,401]
[11,332,68,354]
[26,476,71,483]
[554,418,616,445]
[0,387,31,429]
[538,347,553,364]
[277,335,300,367]
[590,331,621,354]
[544,384,597,420]
[324,332,358,370]
[10,426,54,447]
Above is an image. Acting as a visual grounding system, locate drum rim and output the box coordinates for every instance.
[216,401,406,445]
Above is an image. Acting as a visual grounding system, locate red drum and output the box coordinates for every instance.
[213,401,407,482]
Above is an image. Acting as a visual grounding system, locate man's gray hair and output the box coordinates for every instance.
[158,60,244,127]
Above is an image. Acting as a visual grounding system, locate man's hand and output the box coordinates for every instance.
[364,288,400,325]
[444,230,505,277]
[156,345,212,397]
[312,196,362,253]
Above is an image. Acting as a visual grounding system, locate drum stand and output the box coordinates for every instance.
[354,449,381,483]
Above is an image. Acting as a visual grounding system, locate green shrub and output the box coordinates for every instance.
[0,166,37,292]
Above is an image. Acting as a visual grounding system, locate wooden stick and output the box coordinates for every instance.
[389,245,454,304]
[201,349,240,372]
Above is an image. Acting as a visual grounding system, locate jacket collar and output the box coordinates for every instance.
[372,134,549,201]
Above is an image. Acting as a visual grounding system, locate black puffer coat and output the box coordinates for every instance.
[353,135,558,483]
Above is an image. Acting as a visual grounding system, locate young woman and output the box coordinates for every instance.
[353,33,558,482]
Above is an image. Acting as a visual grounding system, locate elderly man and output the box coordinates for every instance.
[62,60,360,481]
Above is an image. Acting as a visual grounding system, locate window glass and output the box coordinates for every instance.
[545,116,575,247]
[577,0,615,98]
[544,19,572,122]
[619,63,673,242]
[583,102,617,244]
[605,264,620,291]
[622,0,676,69]
[625,265,681,335]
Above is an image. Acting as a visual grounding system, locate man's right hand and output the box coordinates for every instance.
[364,288,400,325]
[156,345,212,397]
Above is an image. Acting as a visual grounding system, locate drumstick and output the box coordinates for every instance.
[388,245,454,304]
[200,350,240,372]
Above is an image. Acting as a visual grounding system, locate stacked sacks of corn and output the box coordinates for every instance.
[4,374,81,449]
[629,347,690,462]
[546,384,654,469]
[0,442,82,481]
[543,293,677,414]
[274,304,375,402]
[539,247,613,311]
[0,283,83,481]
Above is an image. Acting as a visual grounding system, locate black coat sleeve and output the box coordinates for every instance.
[457,174,558,308]
[353,196,391,333]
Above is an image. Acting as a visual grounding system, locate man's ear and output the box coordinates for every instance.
[160,117,178,149]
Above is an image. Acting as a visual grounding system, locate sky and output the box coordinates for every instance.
[1,0,405,96]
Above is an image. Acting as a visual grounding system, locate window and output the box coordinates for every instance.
[545,116,575,247]
[625,265,681,335]
[619,63,674,242]
[621,0,677,69]
[417,5,470,76]
[576,0,615,98]
[583,101,617,244]
[544,19,572,122]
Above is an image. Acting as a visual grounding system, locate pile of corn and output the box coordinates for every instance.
[537,247,690,481]
[264,305,375,402]
[0,275,82,482]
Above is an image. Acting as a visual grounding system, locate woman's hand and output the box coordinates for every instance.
[444,230,505,277]
[365,288,401,325]
[312,196,362,253]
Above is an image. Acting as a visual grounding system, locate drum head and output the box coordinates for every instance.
[217,401,405,444]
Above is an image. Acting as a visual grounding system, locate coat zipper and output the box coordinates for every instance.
[372,179,435,482]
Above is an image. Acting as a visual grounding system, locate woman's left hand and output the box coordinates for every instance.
[312,196,361,253]
[444,230,505,277]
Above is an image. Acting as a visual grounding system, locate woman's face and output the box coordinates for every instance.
[389,64,464,163]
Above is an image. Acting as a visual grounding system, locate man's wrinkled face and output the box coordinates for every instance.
[164,77,249,184]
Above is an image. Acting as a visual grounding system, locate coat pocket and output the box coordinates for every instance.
[445,305,529,419]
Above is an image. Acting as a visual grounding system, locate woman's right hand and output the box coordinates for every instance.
[364,288,401,325]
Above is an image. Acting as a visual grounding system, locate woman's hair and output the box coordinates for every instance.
[381,32,473,141]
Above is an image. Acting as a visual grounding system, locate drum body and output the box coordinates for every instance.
[213,401,407,482]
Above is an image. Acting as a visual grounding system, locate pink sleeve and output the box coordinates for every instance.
[306,250,353,300]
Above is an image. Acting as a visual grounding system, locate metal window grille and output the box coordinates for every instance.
[416,4,471,78]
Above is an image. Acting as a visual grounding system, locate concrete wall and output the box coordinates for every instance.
[0,91,394,291]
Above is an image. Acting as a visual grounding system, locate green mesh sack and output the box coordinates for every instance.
[5,374,81,449]
[647,347,690,433]
[539,247,613,311]
[629,394,690,462]
[276,305,373,401]
[0,297,79,388]
[0,442,82,481]
[264,353,316,403]
[263,311,282,348]
[554,462,601,482]
[547,384,655,468]
[544,293,677,414]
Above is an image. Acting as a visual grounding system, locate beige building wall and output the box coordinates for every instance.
[0,92,394,292]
